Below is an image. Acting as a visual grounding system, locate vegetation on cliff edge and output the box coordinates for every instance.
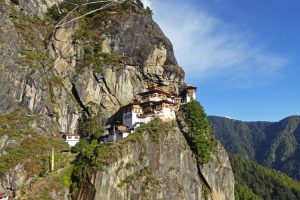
[71,118,174,193]
[0,109,68,178]
[179,101,216,164]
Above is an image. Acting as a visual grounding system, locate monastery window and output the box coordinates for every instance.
[75,136,79,139]
[67,136,72,139]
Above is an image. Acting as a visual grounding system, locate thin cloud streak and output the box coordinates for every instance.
[152,1,288,87]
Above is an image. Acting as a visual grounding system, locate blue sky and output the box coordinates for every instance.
[142,0,300,122]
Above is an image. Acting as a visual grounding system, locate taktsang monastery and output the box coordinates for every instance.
[104,84,197,142]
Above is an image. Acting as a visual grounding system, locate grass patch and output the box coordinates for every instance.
[0,131,67,176]
[23,50,49,63]
[134,118,174,143]
[0,109,68,176]
[24,163,74,200]
[0,108,35,130]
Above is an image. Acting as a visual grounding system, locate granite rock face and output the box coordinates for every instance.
[200,143,235,200]
[76,128,235,200]
[77,128,206,200]
[6,0,63,19]
[0,0,234,199]
[0,1,184,135]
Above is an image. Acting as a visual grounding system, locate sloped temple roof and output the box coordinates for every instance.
[137,89,171,96]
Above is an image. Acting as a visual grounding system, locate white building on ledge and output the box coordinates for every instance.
[65,134,80,147]
[181,86,197,103]
[105,84,197,142]
[103,125,130,143]
[122,89,177,130]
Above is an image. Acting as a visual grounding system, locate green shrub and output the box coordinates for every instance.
[10,0,19,5]
[60,164,74,187]
[71,138,89,153]
[145,7,153,16]
[72,131,145,182]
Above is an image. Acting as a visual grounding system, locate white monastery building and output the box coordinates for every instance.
[104,83,197,142]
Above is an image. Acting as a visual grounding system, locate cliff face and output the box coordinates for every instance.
[0,0,184,135]
[77,128,204,200]
[0,1,234,199]
[6,0,63,18]
[76,125,234,200]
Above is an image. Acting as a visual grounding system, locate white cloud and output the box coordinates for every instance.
[152,1,288,87]
[141,0,151,8]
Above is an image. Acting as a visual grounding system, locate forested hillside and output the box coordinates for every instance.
[209,116,300,181]
[231,154,300,200]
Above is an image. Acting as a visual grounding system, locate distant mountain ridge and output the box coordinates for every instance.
[208,115,300,181]
[230,154,300,200]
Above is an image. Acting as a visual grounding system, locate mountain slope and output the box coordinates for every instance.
[231,154,300,200]
[209,115,300,181]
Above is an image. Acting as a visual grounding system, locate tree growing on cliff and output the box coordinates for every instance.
[79,111,104,140]
[181,100,215,163]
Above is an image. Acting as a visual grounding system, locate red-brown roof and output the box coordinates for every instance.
[140,100,175,106]
[137,89,171,96]
[122,101,141,109]
[0,191,8,198]
[184,86,197,91]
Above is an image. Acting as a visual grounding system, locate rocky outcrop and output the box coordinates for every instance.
[77,128,207,200]
[200,143,235,200]
[0,164,28,193]
[5,0,63,19]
